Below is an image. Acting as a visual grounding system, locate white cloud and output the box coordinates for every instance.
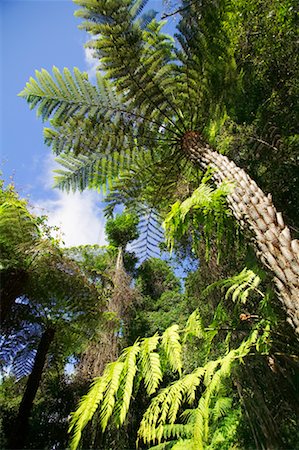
[33,154,107,248]
[35,190,106,247]
[84,47,99,81]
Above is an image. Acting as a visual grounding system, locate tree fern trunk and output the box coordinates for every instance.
[182,131,299,334]
[0,269,28,324]
[8,326,55,449]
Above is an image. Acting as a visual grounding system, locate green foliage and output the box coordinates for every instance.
[137,258,181,300]
[69,307,270,450]
[20,0,298,227]
[105,212,139,248]
[163,179,235,260]
[18,1,299,448]
[205,267,263,304]
[69,324,182,449]
[0,183,40,269]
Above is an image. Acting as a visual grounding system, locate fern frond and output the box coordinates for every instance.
[161,324,182,375]
[69,373,108,450]
[205,267,263,304]
[114,341,140,425]
[0,199,39,251]
[20,67,116,123]
[171,440,194,450]
[139,334,162,395]
[74,0,186,133]
[53,150,130,193]
[212,397,233,420]
[99,361,124,431]
[183,309,205,343]
[163,180,234,257]
[138,328,259,448]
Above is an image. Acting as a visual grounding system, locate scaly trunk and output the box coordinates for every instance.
[8,326,56,449]
[182,131,299,334]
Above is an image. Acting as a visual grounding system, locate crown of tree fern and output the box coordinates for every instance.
[20,0,299,332]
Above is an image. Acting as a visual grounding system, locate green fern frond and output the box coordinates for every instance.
[0,199,40,260]
[205,267,263,304]
[69,309,263,450]
[171,440,194,450]
[161,324,182,375]
[138,366,205,445]
[69,372,109,450]
[183,309,205,343]
[114,341,140,425]
[19,67,121,123]
[73,0,185,133]
[53,149,130,193]
[99,361,124,431]
[138,329,259,448]
[139,334,162,395]
[163,180,234,257]
[212,397,233,420]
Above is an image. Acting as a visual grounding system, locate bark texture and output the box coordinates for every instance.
[77,248,134,380]
[8,326,56,449]
[182,131,299,333]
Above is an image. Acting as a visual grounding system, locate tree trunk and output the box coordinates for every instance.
[0,269,28,324]
[8,326,56,449]
[182,131,299,334]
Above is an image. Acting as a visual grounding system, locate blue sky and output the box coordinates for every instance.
[0,0,176,247]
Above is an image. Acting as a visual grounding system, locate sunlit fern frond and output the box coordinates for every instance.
[69,310,264,450]
[139,334,162,396]
[161,324,182,376]
[114,341,140,425]
[69,365,114,450]
[212,396,233,420]
[182,309,206,343]
[98,360,125,431]
[138,330,259,449]
[204,266,263,304]
[69,318,187,450]
[163,179,234,258]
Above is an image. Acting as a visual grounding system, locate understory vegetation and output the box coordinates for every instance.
[1,0,299,449]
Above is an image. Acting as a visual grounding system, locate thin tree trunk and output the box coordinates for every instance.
[0,269,28,324]
[182,131,299,333]
[8,326,55,449]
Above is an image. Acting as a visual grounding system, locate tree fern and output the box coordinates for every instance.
[21,0,299,333]
[68,305,269,450]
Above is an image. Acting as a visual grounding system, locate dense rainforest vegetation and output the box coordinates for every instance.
[1,0,299,449]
